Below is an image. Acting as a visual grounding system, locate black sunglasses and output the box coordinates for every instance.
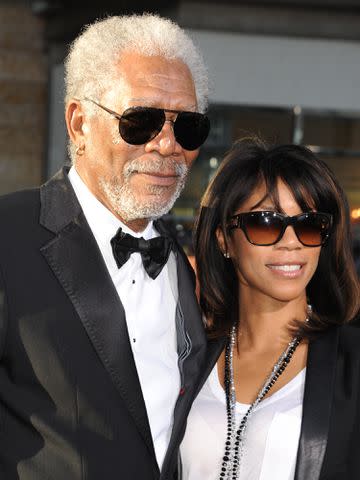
[84,98,210,151]
[227,211,333,247]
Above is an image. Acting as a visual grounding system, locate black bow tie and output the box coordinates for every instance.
[110,227,173,280]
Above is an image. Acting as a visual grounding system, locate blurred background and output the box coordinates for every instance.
[1,0,360,257]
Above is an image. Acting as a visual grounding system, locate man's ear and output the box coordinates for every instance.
[65,100,86,146]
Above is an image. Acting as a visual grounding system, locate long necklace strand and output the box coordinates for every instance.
[219,326,301,479]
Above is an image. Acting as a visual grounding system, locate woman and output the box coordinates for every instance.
[180,139,360,480]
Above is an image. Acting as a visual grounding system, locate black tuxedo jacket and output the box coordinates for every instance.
[201,324,360,480]
[0,168,207,480]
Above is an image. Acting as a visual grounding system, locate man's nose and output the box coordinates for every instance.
[145,120,182,156]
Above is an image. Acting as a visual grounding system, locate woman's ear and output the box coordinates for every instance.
[216,227,230,258]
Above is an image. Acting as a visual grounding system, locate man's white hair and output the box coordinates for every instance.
[64,13,209,112]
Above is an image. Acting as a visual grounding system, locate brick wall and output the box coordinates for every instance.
[0,5,47,195]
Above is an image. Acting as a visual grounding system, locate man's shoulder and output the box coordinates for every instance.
[0,187,41,238]
[0,167,70,215]
[0,187,40,211]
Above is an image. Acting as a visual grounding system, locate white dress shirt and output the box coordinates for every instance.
[68,167,180,469]
[180,364,306,480]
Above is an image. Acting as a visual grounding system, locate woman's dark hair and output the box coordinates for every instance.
[194,138,360,338]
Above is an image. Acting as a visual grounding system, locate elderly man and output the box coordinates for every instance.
[0,14,210,480]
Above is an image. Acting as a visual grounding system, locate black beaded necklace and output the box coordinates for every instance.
[219,325,302,479]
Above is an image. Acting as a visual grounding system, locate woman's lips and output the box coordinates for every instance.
[266,263,305,278]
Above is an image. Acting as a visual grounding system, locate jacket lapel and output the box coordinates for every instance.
[154,221,209,389]
[176,245,208,392]
[159,241,211,478]
[39,168,155,458]
[294,327,339,480]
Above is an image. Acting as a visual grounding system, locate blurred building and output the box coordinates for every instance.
[0,2,46,193]
[1,0,360,251]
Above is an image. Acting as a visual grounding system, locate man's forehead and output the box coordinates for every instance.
[116,53,193,80]
[129,70,194,89]
[135,72,185,82]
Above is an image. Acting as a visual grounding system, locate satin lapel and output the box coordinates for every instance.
[294,327,339,480]
[154,220,208,386]
[176,246,208,391]
[160,243,210,478]
[39,168,155,457]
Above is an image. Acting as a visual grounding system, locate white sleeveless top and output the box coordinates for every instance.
[180,364,306,480]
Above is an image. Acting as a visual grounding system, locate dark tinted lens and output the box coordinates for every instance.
[173,112,210,150]
[295,213,330,246]
[119,107,164,145]
[243,212,283,245]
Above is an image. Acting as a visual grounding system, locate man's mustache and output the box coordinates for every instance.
[123,158,188,177]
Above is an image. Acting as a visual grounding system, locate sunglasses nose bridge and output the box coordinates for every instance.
[158,117,178,140]
[145,112,182,155]
[163,108,179,125]
[154,108,176,133]
[277,217,302,246]
[143,110,172,139]
[163,118,175,129]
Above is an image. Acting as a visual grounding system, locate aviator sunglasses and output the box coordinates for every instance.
[227,211,333,247]
[84,98,210,151]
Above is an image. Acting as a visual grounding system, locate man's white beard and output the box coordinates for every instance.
[99,157,189,222]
